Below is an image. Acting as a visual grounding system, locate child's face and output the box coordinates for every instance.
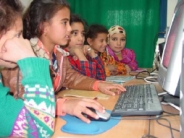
[109,33,126,53]
[0,16,22,68]
[89,33,107,53]
[43,7,71,47]
[68,22,85,49]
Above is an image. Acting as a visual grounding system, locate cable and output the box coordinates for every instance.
[110,110,180,138]
[156,118,175,138]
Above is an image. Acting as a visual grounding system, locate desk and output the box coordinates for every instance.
[52,79,180,138]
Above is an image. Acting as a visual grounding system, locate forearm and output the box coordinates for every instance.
[63,58,96,90]
[18,57,55,136]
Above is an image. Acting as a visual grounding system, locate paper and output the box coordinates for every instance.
[57,89,109,99]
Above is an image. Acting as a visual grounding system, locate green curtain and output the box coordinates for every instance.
[67,0,160,68]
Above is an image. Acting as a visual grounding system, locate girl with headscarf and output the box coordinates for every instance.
[101,25,138,76]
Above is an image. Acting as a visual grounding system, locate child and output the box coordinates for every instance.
[101,25,138,76]
[85,24,112,76]
[2,0,126,123]
[0,0,55,137]
[86,24,108,54]
[65,14,106,80]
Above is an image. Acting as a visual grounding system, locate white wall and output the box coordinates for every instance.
[20,0,32,13]
[157,0,178,44]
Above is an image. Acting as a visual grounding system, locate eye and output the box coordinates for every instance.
[62,21,67,25]
[100,39,104,42]
[121,38,126,41]
[112,38,117,41]
[71,31,77,36]
[15,32,22,38]
[82,32,86,37]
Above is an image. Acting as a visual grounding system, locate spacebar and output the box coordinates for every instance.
[127,108,138,111]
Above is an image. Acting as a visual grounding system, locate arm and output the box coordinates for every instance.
[88,56,106,80]
[123,48,138,71]
[1,67,24,99]
[67,55,97,79]
[0,58,55,137]
[62,57,97,90]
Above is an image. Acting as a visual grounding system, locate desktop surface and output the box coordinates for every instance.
[52,79,180,138]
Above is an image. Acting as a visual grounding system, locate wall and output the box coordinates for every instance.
[157,0,178,44]
[20,0,32,13]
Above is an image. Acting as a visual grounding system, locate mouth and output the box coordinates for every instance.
[65,35,70,40]
[76,44,83,46]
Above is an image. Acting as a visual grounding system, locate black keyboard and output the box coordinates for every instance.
[111,84,163,116]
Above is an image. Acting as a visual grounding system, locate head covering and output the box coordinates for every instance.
[108,25,126,38]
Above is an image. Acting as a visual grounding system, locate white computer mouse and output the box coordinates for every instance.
[85,108,111,121]
[95,110,111,121]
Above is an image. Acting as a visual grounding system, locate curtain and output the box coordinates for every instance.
[67,0,160,68]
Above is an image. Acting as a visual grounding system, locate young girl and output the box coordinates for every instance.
[66,14,106,80]
[0,0,55,137]
[101,25,138,76]
[2,0,126,123]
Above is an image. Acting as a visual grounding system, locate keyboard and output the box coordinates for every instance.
[111,84,163,116]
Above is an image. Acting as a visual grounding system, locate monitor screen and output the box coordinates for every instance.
[181,42,184,137]
[158,1,184,97]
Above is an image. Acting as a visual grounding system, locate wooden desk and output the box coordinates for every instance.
[52,79,180,138]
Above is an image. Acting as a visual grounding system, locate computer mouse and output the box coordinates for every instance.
[83,108,111,121]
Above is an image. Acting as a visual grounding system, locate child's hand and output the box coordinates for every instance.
[69,47,87,61]
[62,98,105,123]
[68,47,83,56]
[125,65,131,75]
[97,81,126,95]
[83,45,97,58]
[107,64,118,75]
[0,59,17,68]
[0,37,35,63]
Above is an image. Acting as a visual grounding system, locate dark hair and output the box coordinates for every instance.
[0,0,23,38]
[86,24,108,40]
[70,14,87,30]
[23,0,70,39]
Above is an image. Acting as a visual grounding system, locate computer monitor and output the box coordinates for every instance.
[157,0,184,100]
[181,40,184,137]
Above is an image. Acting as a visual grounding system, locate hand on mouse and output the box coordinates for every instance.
[62,98,105,123]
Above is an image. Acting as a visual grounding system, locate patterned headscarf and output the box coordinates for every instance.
[108,25,126,38]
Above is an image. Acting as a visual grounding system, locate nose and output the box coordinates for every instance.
[67,24,72,33]
[78,33,84,42]
[117,40,121,46]
[103,40,107,46]
[78,34,83,40]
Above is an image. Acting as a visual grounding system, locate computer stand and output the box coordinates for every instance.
[158,92,180,111]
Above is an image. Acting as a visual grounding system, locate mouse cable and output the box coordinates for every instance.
[141,119,157,138]
[156,117,177,138]
[110,110,179,138]
[110,113,179,121]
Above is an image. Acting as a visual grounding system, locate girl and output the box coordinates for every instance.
[101,25,138,76]
[66,14,106,80]
[2,0,126,123]
[0,0,55,137]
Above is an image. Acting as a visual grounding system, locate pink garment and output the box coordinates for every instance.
[107,46,138,71]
